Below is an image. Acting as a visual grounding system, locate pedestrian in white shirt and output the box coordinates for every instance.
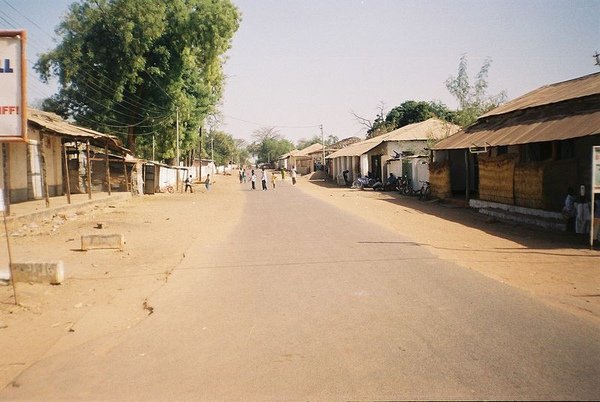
[261,168,268,190]
[291,167,297,185]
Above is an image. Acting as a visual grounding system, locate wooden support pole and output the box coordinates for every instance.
[2,143,11,215]
[465,150,470,201]
[62,140,71,204]
[105,141,111,195]
[86,140,92,199]
[122,157,129,192]
[40,132,50,208]
[3,210,17,305]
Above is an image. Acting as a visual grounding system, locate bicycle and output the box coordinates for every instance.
[163,182,174,193]
[418,180,431,201]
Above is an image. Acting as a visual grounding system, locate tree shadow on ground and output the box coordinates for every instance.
[308,179,596,253]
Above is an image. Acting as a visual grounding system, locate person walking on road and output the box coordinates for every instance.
[251,170,256,190]
[204,174,211,192]
[291,167,297,185]
[184,175,193,193]
[261,168,268,190]
[271,172,277,189]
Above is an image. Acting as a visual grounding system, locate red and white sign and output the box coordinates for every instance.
[0,31,26,141]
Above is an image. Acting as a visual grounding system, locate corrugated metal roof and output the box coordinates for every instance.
[434,73,600,151]
[328,118,460,158]
[482,72,600,118]
[327,139,383,158]
[297,142,324,156]
[433,108,600,150]
[329,136,362,150]
[278,150,299,159]
[28,108,126,152]
[383,118,461,141]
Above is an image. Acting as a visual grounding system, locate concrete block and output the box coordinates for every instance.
[11,261,65,284]
[81,234,125,251]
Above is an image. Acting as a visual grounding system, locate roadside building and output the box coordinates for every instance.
[328,118,460,186]
[278,150,300,172]
[277,143,327,175]
[432,72,600,226]
[0,109,134,213]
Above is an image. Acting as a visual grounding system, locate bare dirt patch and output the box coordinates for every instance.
[0,175,245,389]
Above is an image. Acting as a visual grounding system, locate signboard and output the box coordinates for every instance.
[593,146,600,193]
[0,31,26,142]
[591,146,600,247]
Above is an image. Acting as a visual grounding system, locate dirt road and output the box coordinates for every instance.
[297,176,600,324]
[0,172,598,396]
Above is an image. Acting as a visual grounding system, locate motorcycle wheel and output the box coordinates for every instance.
[421,186,431,201]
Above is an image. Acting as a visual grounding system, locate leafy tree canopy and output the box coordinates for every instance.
[35,0,240,160]
[445,55,507,127]
[205,130,238,166]
[296,134,339,150]
[248,127,294,164]
[366,100,457,138]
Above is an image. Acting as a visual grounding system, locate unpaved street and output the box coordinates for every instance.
[1,173,599,400]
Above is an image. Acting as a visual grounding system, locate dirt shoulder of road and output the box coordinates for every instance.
[0,175,245,390]
[297,175,600,326]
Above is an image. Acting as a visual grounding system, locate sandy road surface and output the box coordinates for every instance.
[297,175,600,324]
[0,172,598,393]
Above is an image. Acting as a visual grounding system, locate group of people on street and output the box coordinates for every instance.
[184,174,211,193]
[181,165,299,194]
[241,166,297,190]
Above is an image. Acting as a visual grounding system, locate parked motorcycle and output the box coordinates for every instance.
[382,173,399,191]
[397,176,413,195]
[352,176,379,190]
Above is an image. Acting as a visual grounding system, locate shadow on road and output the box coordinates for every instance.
[307,179,595,253]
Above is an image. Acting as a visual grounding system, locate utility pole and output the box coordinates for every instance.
[175,107,181,191]
[198,126,202,178]
[320,124,325,169]
[176,107,180,166]
[152,135,155,161]
[211,137,214,163]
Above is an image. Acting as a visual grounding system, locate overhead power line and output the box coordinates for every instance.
[2,0,174,119]
[224,115,321,130]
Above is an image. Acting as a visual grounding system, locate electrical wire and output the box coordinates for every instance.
[2,0,174,118]
[224,115,321,129]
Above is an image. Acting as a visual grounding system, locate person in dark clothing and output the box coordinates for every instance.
[184,175,193,192]
[261,168,268,190]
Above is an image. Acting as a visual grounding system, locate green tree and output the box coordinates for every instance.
[297,135,322,150]
[248,127,294,164]
[204,130,237,166]
[297,134,339,150]
[445,55,507,127]
[234,138,251,167]
[364,100,457,138]
[35,0,240,160]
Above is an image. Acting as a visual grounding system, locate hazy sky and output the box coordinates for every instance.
[4,0,600,144]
